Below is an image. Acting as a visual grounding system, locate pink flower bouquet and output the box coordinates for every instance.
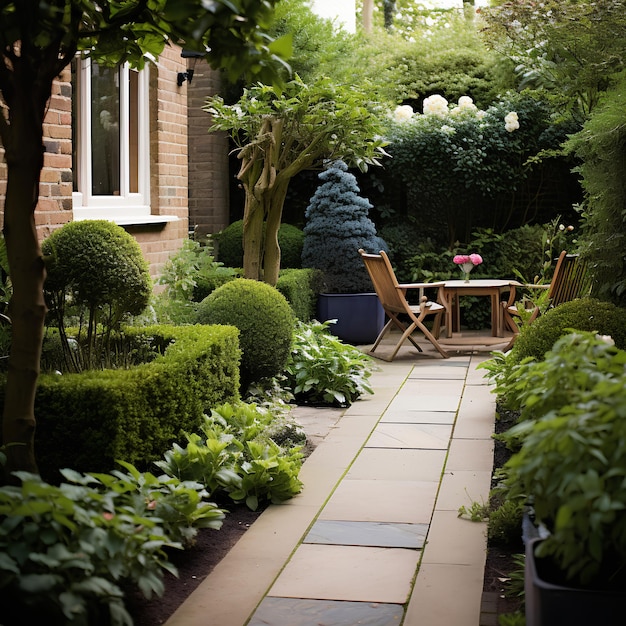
[453,253,483,282]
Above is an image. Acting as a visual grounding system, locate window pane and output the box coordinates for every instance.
[129,69,139,194]
[91,64,120,196]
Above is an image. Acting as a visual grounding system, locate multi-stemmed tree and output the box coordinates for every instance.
[205,75,388,285]
[0,0,288,481]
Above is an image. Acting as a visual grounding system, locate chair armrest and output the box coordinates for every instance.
[523,284,550,290]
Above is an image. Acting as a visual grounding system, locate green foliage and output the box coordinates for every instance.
[214,221,304,270]
[565,71,626,306]
[510,298,626,366]
[156,402,304,511]
[0,461,223,625]
[267,0,357,83]
[155,237,237,324]
[480,0,626,117]
[341,12,514,106]
[42,220,152,373]
[196,279,295,390]
[0,0,289,84]
[488,499,524,549]
[8,325,241,480]
[284,320,375,407]
[158,237,236,304]
[206,75,390,283]
[276,268,323,322]
[301,160,387,293]
[498,333,626,587]
[385,91,575,246]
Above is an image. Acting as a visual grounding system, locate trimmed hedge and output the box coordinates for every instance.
[3,325,241,481]
[276,268,323,322]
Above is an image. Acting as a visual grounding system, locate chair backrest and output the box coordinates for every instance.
[548,251,592,307]
[358,249,407,314]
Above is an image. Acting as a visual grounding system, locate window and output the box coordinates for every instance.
[72,58,152,224]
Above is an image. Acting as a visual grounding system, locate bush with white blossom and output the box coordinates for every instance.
[384,91,573,245]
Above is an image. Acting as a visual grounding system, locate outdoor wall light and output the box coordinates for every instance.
[177,50,204,87]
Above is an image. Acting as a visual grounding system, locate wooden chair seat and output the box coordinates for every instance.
[358,249,449,360]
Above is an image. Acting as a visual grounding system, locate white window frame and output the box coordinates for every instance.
[72,58,157,225]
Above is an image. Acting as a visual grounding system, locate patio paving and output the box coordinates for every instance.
[165,330,510,626]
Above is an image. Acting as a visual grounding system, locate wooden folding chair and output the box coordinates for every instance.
[358,249,449,360]
[502,251,592,349]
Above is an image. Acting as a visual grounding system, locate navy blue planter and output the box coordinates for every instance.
[525,538,625,626]
[316,293,385,345]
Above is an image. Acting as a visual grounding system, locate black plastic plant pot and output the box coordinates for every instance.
[525,537,625,626]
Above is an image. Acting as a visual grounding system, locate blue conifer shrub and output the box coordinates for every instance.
[301,160,387,293]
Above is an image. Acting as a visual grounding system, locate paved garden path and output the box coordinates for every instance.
[166,332,508,626]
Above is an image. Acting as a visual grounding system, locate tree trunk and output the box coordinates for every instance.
[263,178,290,286]
[363,0,374,32]
[242,192,265,280]
[1,85,48,482]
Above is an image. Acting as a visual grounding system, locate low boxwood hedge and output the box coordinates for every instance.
[0,324,241,481]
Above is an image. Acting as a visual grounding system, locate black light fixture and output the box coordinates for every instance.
[177,50,204,87]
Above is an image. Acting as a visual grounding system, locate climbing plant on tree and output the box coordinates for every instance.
[204,75,388,286]
[0,0,289,482]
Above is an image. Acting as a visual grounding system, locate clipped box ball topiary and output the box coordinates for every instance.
[215,220,304,269]
[43,220,152,371]
[196,278,295,390]
[512,298,626,363]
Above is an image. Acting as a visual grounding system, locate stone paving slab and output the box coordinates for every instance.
[249,597,404,626]
[305,520,428,549]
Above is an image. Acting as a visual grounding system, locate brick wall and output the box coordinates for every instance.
[143,45,190,279]
[187,60,230,239]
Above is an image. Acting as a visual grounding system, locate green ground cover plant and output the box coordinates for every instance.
[284,320,375,407]
[0,463,223,626]
[156,401,304,512]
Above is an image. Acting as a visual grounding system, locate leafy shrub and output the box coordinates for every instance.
[156,237,237,323]
[0,463,223,625]
[43,220,152,372]
[157,402,304,511]
[195,278,295,390]
[510,298,626,364]
[499,333,626,587]
[301,160,387,293]
[385,91,578,246]
[564,72,626,306]
[214,220,304,269]
[284,320,375,407]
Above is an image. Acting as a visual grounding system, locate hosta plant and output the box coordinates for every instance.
[284,320,375,407]
[157,402,304,511]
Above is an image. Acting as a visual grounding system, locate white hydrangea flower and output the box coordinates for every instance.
[423,94,449,117]
[504,111,519,132]
[458,96,477,111]
[596,334,615,346]
[441,125,455,135]
[393,105,414,122]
